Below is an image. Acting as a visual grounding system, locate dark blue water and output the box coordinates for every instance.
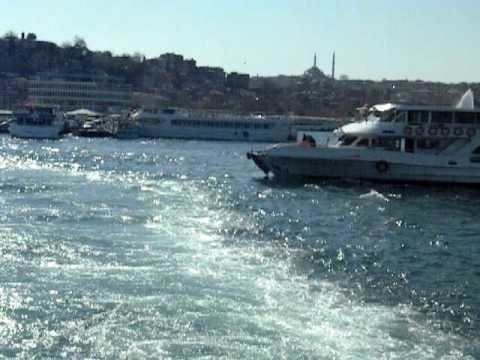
[0,135,478,358]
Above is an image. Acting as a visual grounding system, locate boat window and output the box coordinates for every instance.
[372,137,401,151]
[378,110,395,122]
[417,138,454,152]
[394,111,407,123]
[407,111,429,125]
[455,112,477,124]
[356,138,369,147]
[405,138,415,153]
[417,139,440,150]
[431,111,453,124]
[339,136,357,146]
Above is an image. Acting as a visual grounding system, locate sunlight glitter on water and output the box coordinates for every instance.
[0,137,478,358]
[118,179,474,359]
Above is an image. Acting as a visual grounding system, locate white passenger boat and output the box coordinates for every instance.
[0,110,14,133]
[247,95,480,184]
[131,108,294,142]
[9,107,65,139]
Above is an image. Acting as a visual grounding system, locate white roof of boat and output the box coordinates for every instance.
[65,108,100,116]
[371,103,480,113]
[0,110,13,115]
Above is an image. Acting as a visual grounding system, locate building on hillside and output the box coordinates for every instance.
[226,72,250,90]
[27,73,132,111]
[158,53,185,73]
[197,66,225,86]
[181,59,197,76]
[0,77,28,109]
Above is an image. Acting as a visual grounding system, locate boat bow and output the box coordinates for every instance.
[247,151,271,175]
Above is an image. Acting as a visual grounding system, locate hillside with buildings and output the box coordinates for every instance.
[0,31,478,115]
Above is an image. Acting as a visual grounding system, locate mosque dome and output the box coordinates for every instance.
[303,53,327,80]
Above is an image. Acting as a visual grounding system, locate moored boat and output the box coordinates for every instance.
[73,117,115,138]
[247,94,480,184]
[114,116,139,139]
[0,110,14,133]
[131,108,293,142]
[9,107,65,140]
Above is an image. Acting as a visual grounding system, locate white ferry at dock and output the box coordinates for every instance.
[247,96,480,184]
[0,110,14,133]
[128,108,344,143]
[9,107,65,140]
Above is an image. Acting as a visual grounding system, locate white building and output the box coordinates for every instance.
[27,74,132,111]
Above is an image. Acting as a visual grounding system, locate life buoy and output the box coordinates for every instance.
[376,161,389,174]
[453,127,464,137]
[440,127,450,136]
[404,126,413,136]
[427,127,438,136]
[415,127,424,137]
[466,128,476,137]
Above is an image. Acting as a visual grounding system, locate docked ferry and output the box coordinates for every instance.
[247,97,480,184]
[9,107,65,139]
[131,108,293,142]
[0,110,14,133]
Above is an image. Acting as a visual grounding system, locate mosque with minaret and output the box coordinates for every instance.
[303,52,335,81]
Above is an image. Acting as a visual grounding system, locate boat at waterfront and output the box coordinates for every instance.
[9,107,65,139]
[131,108,293,142]
[114,117,139,139]
[130,108,345,142]
[64,108,102,134]
[247,98,480,184]
[73,117,114,138]
[0,110,14,133]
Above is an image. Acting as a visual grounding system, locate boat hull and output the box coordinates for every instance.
[9,122,63,140]
[137,123,292,142]
[247,150,480,184]
[115,128,139,139]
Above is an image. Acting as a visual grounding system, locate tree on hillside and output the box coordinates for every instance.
[132,52,145,63]
[73,36,87,49]
[3,31,18,40]
[26,33,37,41]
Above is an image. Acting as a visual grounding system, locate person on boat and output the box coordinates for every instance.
[299,134,316,148]
[306,135,316,147]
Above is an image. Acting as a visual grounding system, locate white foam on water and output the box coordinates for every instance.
[77,180,473,359]
[359,189,390,202]
[0,146,476,358]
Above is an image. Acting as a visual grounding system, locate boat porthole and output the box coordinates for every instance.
[440,127,450,136]
[428,127,438,136]
[375,161,389,174]
[467,128,476,138]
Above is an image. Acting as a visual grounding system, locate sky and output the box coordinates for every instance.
[1,0,479,83]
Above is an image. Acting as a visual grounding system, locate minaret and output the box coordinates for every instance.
[314,53,317,68]
[331,51,336,80]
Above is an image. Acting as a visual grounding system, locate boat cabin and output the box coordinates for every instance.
[335,104,480,155]
[13,107,57,126]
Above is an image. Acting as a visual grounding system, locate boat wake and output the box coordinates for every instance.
[359,189,390,202]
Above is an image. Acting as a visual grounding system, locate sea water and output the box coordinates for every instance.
[0,135,478,359]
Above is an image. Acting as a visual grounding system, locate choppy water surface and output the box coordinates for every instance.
[0,135,479,359]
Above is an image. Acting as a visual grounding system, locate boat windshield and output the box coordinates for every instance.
[337,136,357,146]
[369,109,395,122]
